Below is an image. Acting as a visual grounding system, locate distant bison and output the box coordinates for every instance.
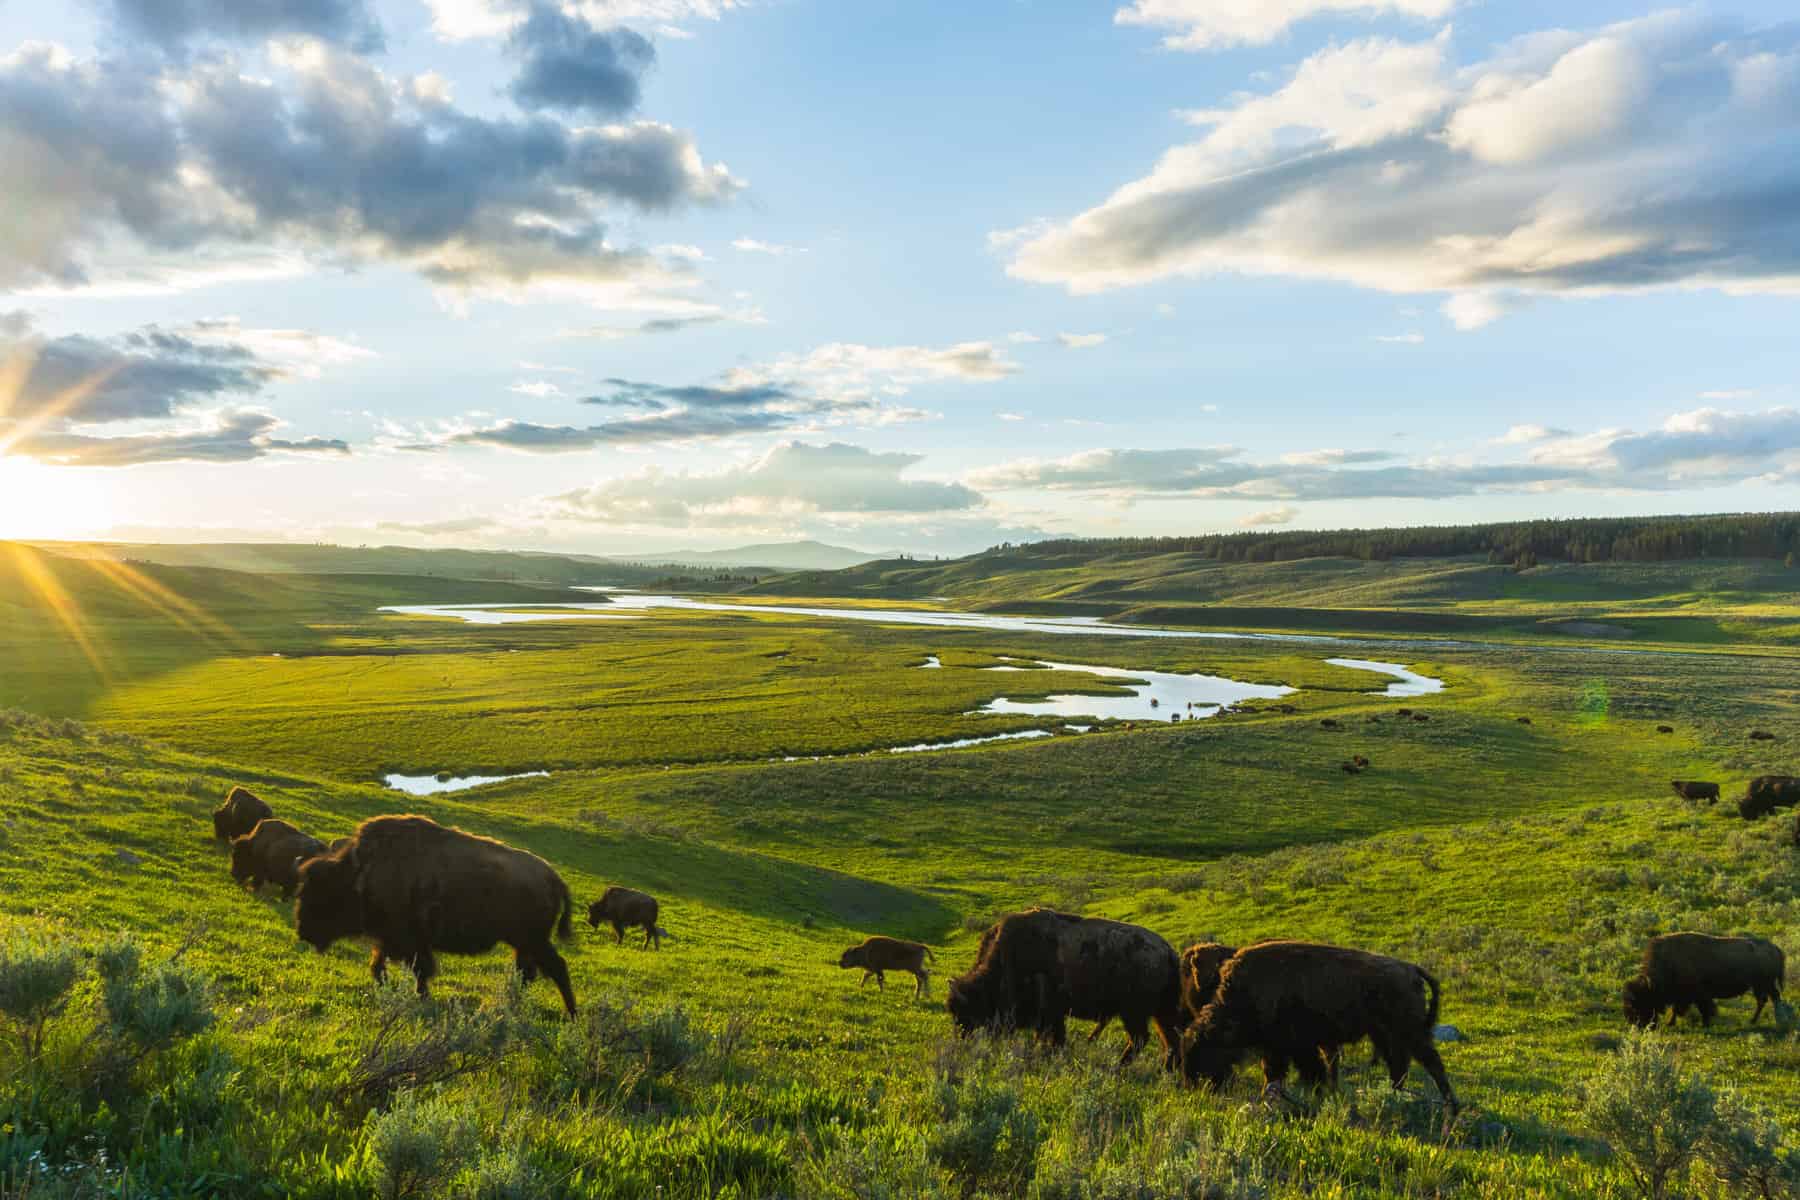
[296,814,577,1015]
[839,936,935,997]
[587,886,665,950]
[1624,933,1785,1028]
[1749,730,1776,741]
[212,786,272,842]
[1319,719,1340,729]
[1411,713,1431,723]
[1341,761,1361,775]
[947,909,1183,1068]
[229,819,325,898]
[1396,708,1413,717]
[1516,717,1533,725]
[1656,725,1675,734]
[1739,776,1800,820]
[1181,941,1458,1113]
[1352,754,1370,769]
[1670,780,1721,804]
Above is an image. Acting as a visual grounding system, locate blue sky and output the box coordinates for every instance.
[1,0,1797,554]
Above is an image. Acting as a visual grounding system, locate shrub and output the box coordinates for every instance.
[94,937,213,1057]
[346,974,517,1104]
[0,932,81,1060]
[794,1123,949,1200]
[1581,1030,1716,1200]
[1699,1089,1800,1200]
[928,1070,1043,1197]
[364,1090,480,1200]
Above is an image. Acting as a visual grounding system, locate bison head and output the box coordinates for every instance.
[227,836,256,885]
[1180,943,1234,1015]
[294,852,363,951]
[945,975,996,1036]
[585,899,609,928]
[838,946,866,969]
[1622,976,1659,1028]
[212,809,231,841]
[1178,1023,1246,1089]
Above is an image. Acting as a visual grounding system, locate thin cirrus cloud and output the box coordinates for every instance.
[1010,11,1800,326]
[548,441,981,527]
[1055,333,1107,349]
[0,35,739,301]
[1239,505,1300,527]
[1115,0,1456,51]
[968,407,1800,502]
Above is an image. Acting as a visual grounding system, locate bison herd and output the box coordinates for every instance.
[1667,774,1799,820]
[213,774,1791,1113]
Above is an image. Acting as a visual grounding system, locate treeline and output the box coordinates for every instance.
[985,513,1800,567]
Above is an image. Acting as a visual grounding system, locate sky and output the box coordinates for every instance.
[1,0,1797,556]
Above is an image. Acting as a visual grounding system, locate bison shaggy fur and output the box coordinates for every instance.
[1180,941,1458,1112]
[1623,933,1785,1028]
[1739,776,1800,820]
[213,786,272,842]
[1670,780,1721,804]
[947,909,1183,1068]
[587,886,663,950]
[295,814,577,1015]
[229,819,325,898]
[839,936,936,996]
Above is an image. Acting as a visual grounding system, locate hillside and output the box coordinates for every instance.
[28,541,672,587]
[606,540,883,572]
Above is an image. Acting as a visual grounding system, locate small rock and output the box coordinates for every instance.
[1432,1023,1463,1043]
[115,847,143,868]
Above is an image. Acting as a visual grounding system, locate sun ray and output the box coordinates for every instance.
[84,554,249,650]
[3,542,114,683]
[0,340,123,458]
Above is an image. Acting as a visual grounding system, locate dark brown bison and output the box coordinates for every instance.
[229,819,325,898]
[1180,941,1458,1112]
[1624,933,1785,1028]
[295,814,576,1015]
[1319,718,1340,729]
[212,786,272,842]
[1179,942,1236,1021]
[1412,713,1431,723]
[587,886,665,949]
[1352,754,1370,769]
[947,909,1183,1068]
[1516,716,1533,725]
[1656,725,1674,734]
[1749,730,1776,741]
[1670,780,1721,804]
[1396,708,1413,717]
[1739,776,1800,820]
[1341,761,1361,775]
[839,936,936,997]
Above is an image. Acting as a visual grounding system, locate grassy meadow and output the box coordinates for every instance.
[2,539,1798,1198]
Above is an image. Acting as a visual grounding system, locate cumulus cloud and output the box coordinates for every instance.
[105,0,383,52]
[1055,332,1107,349]
[969,407,1800,502]
[0,39,740,299]
[1239,505,1299,527]
[7,407,349,467]
[1010,12,1800,321]
[507,5,654,117]
[1115,0,1455,51]
[549,441,980,526]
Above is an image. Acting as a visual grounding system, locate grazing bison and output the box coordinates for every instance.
[1180,941,1458,1113]
[1657,725,1674,734]
[1739,776,1800,820]
[1396,708,1413,717]
[295,814,577,1015]
[229,819,325,898]
[1623,933,1785,1028]
[1319,718,1340,729]
[1352,755,1370,769]
[587,886,665,950]
[212,786,272,842]
[1749,730,1776,741]
[1412,713,1431,723]
[1517,716,1533,725]
[1179,942,1236,1022]
[947,909,1183,1068]
[1670,780,1721,804]
[839,936,936,997]
[1341,761,1361,775]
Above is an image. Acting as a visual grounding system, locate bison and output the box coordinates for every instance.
[1749,730,1776,741]
[229,818,325,898]
[587,886,665,950]
[947,909,1183,1068]
[212,786,272,842]
[1179,942,1236,1022]
[1670,780,1721,804]
[1739,776,1800,820]
[295,814,577,1015]
[1624,933,1785,1028]
[1319,718,1340,729]
[1412,713,1431,723]
[1656,725,1675,734]
[839,936,936,997]
[1180,941,1458,1113]
[1516,716,1533,725]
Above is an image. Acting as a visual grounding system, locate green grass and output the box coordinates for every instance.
[3,545,1799,1197]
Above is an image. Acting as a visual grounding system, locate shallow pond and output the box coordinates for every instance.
[383,770,549,795]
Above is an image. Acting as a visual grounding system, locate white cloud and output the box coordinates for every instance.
[1055,332,1108,349]
[655,243,711,262]
[1007,331,1042,344]
[731,237,803,256]
[1495,423,1569,445]
[509,380,565,398]
[998,411,1027,422]
[1239,505,1299,527]
[1009,13,1800,320]
[1115,0,1456,51]
[1279,448,1398,466]
[1373,332,1424,344]
[729,340,1021,406]
[424,0,748,40]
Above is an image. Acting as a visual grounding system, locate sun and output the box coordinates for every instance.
[0,456,118,540]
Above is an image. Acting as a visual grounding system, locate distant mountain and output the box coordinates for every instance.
[606,540,886,571]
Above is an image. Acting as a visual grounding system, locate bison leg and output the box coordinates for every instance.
[912,968,929,999]
[859,971,873,988]
[874,971,885,991]
[409,947,438,1000]
[513,947,540,984]
[1260,1051,1292,1089]
[641,925,654,950]
[612,920,625,945]
[369,946,388,984]
[533,940,576,1017]
[1412,1040,1459,1114]
[1698,996,1719,1027]
[1086,1017,1111,1043]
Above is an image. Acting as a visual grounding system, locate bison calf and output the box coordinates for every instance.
[1670,780,1720,804]
[213,786,272,842]
[1181,941,1458,1113]
[1623,933,1785,1029]
[229,818,325,898]
[948,909,1183,1068]
[296,815,577,1015]
[839,936,936,997]
[588,886,665,950]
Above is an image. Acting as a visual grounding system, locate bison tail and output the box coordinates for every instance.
[1420,966,1442,1029]
[924,946,937,963]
